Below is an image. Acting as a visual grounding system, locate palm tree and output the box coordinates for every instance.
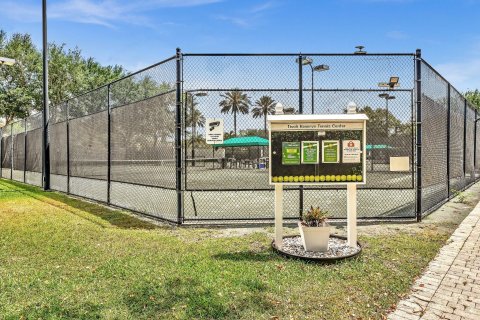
[252,95,275,135]
[219,90,251,136]
[185,93,205,164]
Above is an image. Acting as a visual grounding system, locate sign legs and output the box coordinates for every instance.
[274,184,283,248]
[347,183,357,247]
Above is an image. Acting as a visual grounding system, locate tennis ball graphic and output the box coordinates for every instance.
[288,176,294,182]
[303,175,309,182]
[277,176,284,182]
[314,175,320,182]
[347,175,352,181]
[330,175,336,181]
[283,176,289,182]
[272,176,278,183]
[309,175,315,182]
[325,175,331,182]
[294,176,299,182]
[320,175,326,182]
[356,175,363,181]
[335,175,341,182]
[341,175,347,182]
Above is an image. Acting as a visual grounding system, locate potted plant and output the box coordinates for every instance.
[298,206,331,252]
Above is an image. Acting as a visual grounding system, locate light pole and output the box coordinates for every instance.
[295,57,329,114]
[42,0,50,190]
[188,91,207,166]
[378,93,395,162]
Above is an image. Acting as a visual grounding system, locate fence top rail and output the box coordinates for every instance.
[109,55,176,86]
[186,88,414,93]
[183,52,416,57]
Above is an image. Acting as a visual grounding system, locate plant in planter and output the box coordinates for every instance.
[298,206,331,252]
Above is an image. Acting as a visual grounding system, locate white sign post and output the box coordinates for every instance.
[267,112,368,249]
[205,118,224,145]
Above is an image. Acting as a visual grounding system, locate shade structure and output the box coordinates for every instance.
[214,136,269,148]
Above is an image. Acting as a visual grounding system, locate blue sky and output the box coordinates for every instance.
[1,0,480,91]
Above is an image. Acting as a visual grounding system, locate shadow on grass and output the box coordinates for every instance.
[125,276,274,319]
[212,250,280,262]
[0,179,161,230]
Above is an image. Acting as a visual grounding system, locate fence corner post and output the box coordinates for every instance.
[175,47,183,225]
[447,84,451,197]
[107,85,111,204]
[463,98,467,181]
[415,49,422,222]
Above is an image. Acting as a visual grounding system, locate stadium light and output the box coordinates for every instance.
[296,57,330,114]
[0,57,16,66]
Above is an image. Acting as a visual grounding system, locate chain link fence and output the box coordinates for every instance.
[1,49,479,224]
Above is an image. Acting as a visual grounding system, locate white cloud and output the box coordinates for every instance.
[436,58,480,91]
[0,0,222,28]
[386,31,408,40]
[251,1,275,13]
[216,15,250,28]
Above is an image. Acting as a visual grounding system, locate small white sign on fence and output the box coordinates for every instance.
[205,118,224,145]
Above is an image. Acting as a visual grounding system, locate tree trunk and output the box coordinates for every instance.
[234,111,237,136]
[264,115,267,136]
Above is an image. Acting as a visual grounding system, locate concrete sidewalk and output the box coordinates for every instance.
[388,201,480,319]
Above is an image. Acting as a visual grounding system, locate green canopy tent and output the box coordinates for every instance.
[214,136,269,148]
[366,144,394,150]
[213,136,269,168]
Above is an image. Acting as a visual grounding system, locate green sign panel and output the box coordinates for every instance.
[301,141,319,164]
[282,142,301,165]
[322,140,339,163]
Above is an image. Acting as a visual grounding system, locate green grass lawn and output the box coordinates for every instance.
[0,179,451,319]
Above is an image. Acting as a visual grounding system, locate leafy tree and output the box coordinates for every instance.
[219,90,251,136]
[0,31,42,125]
[251,95,275,134]
[0,30,125,125]
[465,89,480,110]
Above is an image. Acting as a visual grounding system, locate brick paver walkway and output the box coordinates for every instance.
[388,203,480,319]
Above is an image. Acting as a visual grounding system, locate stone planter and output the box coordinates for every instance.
[298,221,331,252]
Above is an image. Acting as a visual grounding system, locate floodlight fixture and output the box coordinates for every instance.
[378,93,395,100]
[0,57,16,66]
[389,76,399,89]
[295,57,313,65]
[313,64,330,72]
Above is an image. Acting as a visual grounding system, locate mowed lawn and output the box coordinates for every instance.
[0,179,449,319]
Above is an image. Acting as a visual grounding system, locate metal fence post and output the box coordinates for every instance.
[66,102,70,194]
[24,119,27,183]
[175,48,183,225]
[463,99,467,182]
[446,84,451,196]
[10,123,13,180]
[107,84,111,204]
[473,109,477,175]
[298,54,304,218]
[415,49,422,222]
[0,127,2,179]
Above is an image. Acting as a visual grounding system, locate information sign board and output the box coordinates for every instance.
[268,114,368,186]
